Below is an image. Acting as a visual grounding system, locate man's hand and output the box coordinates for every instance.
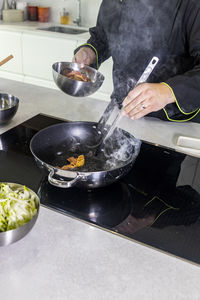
[122,83,175,120]
[72,47,96,67]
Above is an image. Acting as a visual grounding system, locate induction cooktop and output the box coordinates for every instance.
[0,114,200,265]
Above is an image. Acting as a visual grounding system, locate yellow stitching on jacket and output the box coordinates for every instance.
[161,82,199,115]
[163,107,200,122]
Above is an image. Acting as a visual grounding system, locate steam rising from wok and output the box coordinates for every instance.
[102,127,141,169]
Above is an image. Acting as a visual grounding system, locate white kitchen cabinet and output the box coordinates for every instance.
[0,30,23,74]
[0,27,113,101]
[22,33,77,81]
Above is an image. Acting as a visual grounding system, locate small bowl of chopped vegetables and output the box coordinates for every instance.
[0,182,39,247]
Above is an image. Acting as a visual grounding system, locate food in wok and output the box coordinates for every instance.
[62,70,91,82]
[57,154,85,170]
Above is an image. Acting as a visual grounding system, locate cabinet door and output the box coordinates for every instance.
[0,30,22,74]
[22,34,77,81]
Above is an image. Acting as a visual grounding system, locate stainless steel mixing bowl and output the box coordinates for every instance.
[0,93,19,124]
[0,183,40,247]
[52,62,105,97]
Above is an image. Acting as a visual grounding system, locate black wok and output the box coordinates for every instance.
[30,122,141,189]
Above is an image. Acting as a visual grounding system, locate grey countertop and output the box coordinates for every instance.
[0,78,200,300]
[1,77,200,155]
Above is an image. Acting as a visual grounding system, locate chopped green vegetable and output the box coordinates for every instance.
[0,183,39,232]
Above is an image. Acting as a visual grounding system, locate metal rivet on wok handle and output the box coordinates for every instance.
[0,54,14,67]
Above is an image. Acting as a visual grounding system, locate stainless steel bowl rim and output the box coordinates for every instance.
[52,62,105,83]
[0,93,19,124]
[0,182,40,234]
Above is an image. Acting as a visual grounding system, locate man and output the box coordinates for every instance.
[73,0,200,122]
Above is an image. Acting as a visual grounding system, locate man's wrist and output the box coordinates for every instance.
[74,44,98,68]
[160,82,176,105]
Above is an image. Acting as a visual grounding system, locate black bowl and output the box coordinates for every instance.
[0,93,19,124]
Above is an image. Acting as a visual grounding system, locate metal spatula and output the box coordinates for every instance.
[100,56,159,141]
[91,56,159,153]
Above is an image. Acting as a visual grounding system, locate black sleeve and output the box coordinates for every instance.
[75,1,111,68]
[165,4,200,116]
[87,8,111,66]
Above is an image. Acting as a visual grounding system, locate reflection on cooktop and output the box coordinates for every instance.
[38,178,132,228]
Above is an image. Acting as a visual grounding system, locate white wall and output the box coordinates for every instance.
[0,0,101,27]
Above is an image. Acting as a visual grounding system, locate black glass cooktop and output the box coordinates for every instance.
[0,114,200,265]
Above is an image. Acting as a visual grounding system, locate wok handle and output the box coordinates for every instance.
[48,170,81,188]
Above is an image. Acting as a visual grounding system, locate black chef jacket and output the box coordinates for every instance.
[76,0,200,122]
